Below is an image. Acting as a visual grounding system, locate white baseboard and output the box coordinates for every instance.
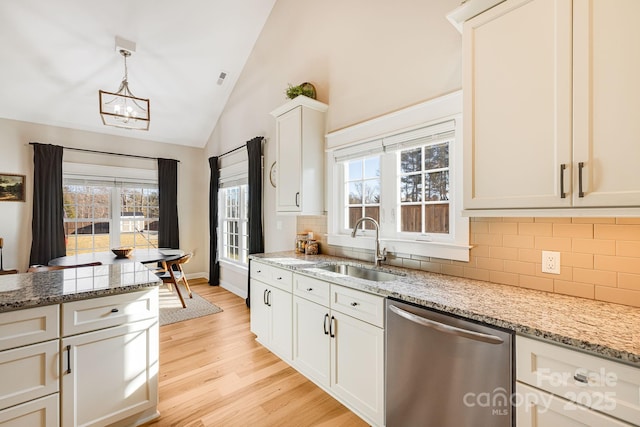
[185,272,208,281]
[220,280,247,299]
[182,272,247,299]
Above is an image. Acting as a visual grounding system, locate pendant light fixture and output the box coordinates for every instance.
[99,38,150,130]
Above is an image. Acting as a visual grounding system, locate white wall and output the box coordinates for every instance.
[205,0,463,294]
[0,117,207,274]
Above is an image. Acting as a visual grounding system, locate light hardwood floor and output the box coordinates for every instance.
[143,279,369,427]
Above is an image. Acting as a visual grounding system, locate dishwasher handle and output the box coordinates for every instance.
[389,304,504,345]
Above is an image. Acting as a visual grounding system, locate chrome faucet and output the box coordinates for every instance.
[351,216,387,267]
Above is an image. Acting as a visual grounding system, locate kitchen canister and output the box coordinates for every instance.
[305,240,319,255]
[295,233,308,253]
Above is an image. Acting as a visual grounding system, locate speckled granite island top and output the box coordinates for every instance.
[0,263,161,312]
[251,252,640,366]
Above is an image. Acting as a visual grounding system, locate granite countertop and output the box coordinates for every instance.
[0,262,161,312]
[251,251,640,366]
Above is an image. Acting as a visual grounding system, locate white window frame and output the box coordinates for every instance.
[63,163,159,255]
[326,91,470,261]
[218,161,249,267]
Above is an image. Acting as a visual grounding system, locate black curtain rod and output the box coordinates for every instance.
[218,144,245,158]
[28,142,180,163]
[218,137,265,159]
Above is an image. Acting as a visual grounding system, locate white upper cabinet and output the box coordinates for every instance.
[572,0,640,207]
[271,96,328,215]
[463,0,572,210]
[463,0,640,212]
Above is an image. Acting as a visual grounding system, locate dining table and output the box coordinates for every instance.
[48,248,185,267]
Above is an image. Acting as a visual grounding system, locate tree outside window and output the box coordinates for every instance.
[399,142,450,234]
[344,156,380,230]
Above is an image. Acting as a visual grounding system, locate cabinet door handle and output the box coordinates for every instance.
[560,164,566,199]
[578,162,585,198]
[110,308,119,313]
[66,345,72,374]
[295,192,300,207]
[329,315,336,338]
[267,290,272,307]
[263,289,268,305]
[323,313,330,335]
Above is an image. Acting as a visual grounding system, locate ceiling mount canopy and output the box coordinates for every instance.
[99,38,150,131]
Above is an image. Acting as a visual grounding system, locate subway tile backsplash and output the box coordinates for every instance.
[296,215,640,308]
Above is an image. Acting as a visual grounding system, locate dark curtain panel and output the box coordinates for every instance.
[245,136,264,307]
[158,158,180,249]
[29,143,66,265]
[209,156,220,285]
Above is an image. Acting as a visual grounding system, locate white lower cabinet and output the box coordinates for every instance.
[0,288,159,427]
[330,310,384,424]
[0,305,60,427]
[249,261,293,361]
[0,394,59,427]
[61,319,158,427]
[292,296,330,387]
[250,280,293,361]
[516,335,640,426]
[60,288,159,427]
[290,274,385,427]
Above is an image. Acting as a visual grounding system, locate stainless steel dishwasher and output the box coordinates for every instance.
[386,298,513,427]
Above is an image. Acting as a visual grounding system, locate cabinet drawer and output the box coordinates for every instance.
[516,335,640,426]
[0,305,59,352]
[293,274,330,306]
[62,287,158,336]
[0,340,58,411]
[516,382,632,427]
[331,285,384,328]
[0,393,59,427]
[250,261,292,292]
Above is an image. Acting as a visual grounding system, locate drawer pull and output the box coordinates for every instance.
[306,287,313,292]
[276,277,282,280]
[350,302,359,307]
[574,373,588,384]
[256,270,262,273]
[110,308,119,313]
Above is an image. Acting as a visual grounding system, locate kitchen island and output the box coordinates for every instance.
[0,263,161,427]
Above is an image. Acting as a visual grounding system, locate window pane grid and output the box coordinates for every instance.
[344,157,380,230]
[120,185,159,250]
[399,141,451,234]
[220,184,249,265]
[63,181,159,256]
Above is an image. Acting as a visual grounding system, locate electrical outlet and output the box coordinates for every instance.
[542,251,561,274]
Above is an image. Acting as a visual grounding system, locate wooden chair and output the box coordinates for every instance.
[27,262,102,272]
[157,253,192,308]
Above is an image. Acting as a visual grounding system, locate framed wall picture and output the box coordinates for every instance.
[0,173,25,202]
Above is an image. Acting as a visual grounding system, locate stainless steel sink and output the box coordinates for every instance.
[317,264,401,282]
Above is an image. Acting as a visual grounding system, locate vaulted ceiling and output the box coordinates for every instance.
[0,0,276,148]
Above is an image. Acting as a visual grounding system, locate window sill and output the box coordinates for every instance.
[328,234,470,262]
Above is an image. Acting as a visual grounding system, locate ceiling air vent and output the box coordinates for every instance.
[217,71,228,86]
